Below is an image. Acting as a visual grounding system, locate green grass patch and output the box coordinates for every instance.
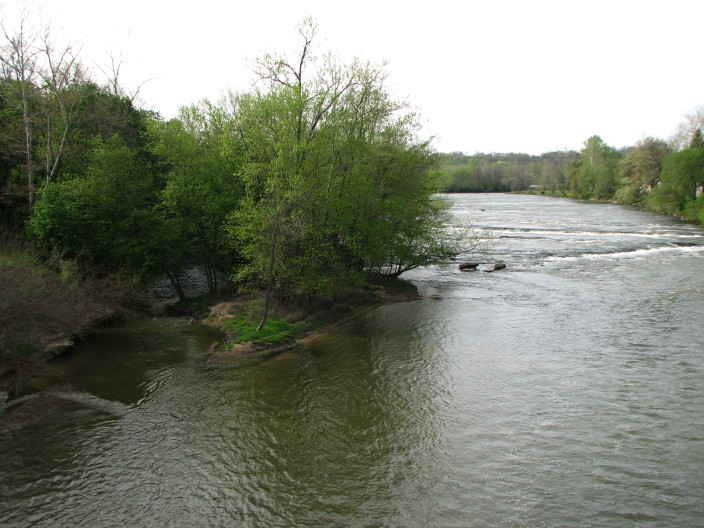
[223,315,303,345]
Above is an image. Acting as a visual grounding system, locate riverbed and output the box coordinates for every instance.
[2,194,703,527]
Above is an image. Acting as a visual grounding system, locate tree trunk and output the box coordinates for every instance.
[22,84,33,216]
[166,270,187,301]
[257,234,278,332]
[205,265,218,295]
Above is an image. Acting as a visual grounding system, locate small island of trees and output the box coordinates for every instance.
[1,19,473,379]
[2,15,703,385]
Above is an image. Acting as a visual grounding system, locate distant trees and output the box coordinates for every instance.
[615,137,672,205]
[649,147,704,219]
[438,151,574,193]
[567,136,622,200]
[439,111,704,225]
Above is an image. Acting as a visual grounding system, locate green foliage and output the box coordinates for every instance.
[149,103,245,293]
[567,136,622,200]
[683,194,704,223]
[562,132,704,223]
[27,135,181,280]
[3,342,38,358]
[648,147,704,215]
[223,315,302,345]
[437,151,575,193]
[224,23,468,312]
[615,137,672,205]
[173,292,215,318]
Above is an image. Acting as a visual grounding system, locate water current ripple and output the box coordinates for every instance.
[2,194,704,527]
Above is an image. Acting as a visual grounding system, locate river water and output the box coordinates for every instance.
[2,194,704,527]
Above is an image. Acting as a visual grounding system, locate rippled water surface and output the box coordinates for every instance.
[2,194,704,527]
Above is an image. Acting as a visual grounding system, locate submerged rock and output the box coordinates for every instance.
[460,262,507,272]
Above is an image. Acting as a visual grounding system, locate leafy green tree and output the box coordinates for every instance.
[151,102,244,294]
[1,14,40,215]
[615,137,672,204]
[649,147,704,215]
[569,136,621,199]
[27,135,182,282]
[226,19,464,327]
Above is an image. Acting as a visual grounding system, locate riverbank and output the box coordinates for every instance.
[511,189,704,225]
[1,234,422,387]
[201,280,421,366]
[0,243,149,392]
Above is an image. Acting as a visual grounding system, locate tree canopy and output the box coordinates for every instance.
[2,18,470,315]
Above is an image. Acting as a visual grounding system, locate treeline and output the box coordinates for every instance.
[438,151,577,194]
[438,112,704,223]
[1,19,465,314]
[565,132,704,222]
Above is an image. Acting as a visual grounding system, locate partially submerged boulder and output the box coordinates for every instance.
[460,262,507,273]
[459,262,479,271]
[483,262,507,272]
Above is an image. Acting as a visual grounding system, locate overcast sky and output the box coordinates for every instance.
[4,0,704,154]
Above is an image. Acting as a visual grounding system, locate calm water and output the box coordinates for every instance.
[2,194,704,527]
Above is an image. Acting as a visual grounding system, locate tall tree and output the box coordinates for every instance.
[615,137,672,204]
[670,106,704,151]
[226,19,463,328]
[1,12,40,215]
[569,135,621,199]
[151,101,244,294]
[649,147,704,215]
[37,27,90,184]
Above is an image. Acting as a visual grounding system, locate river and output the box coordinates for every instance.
[2,193,704,527]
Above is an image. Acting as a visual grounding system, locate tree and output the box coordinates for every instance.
[96,49,154,104]
[1,11,40,215]
[27,135,180,282]
[670,106,704,151]
[615,137,672,204]
[150,101,244,294]
[225,19,463,328]
[36,27,91,185]
[649,147,704,215]
[568,135,621,199]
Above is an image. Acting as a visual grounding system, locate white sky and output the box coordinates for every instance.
[4,0,704,154]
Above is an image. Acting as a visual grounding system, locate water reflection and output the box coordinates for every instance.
[198,304,454,527]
